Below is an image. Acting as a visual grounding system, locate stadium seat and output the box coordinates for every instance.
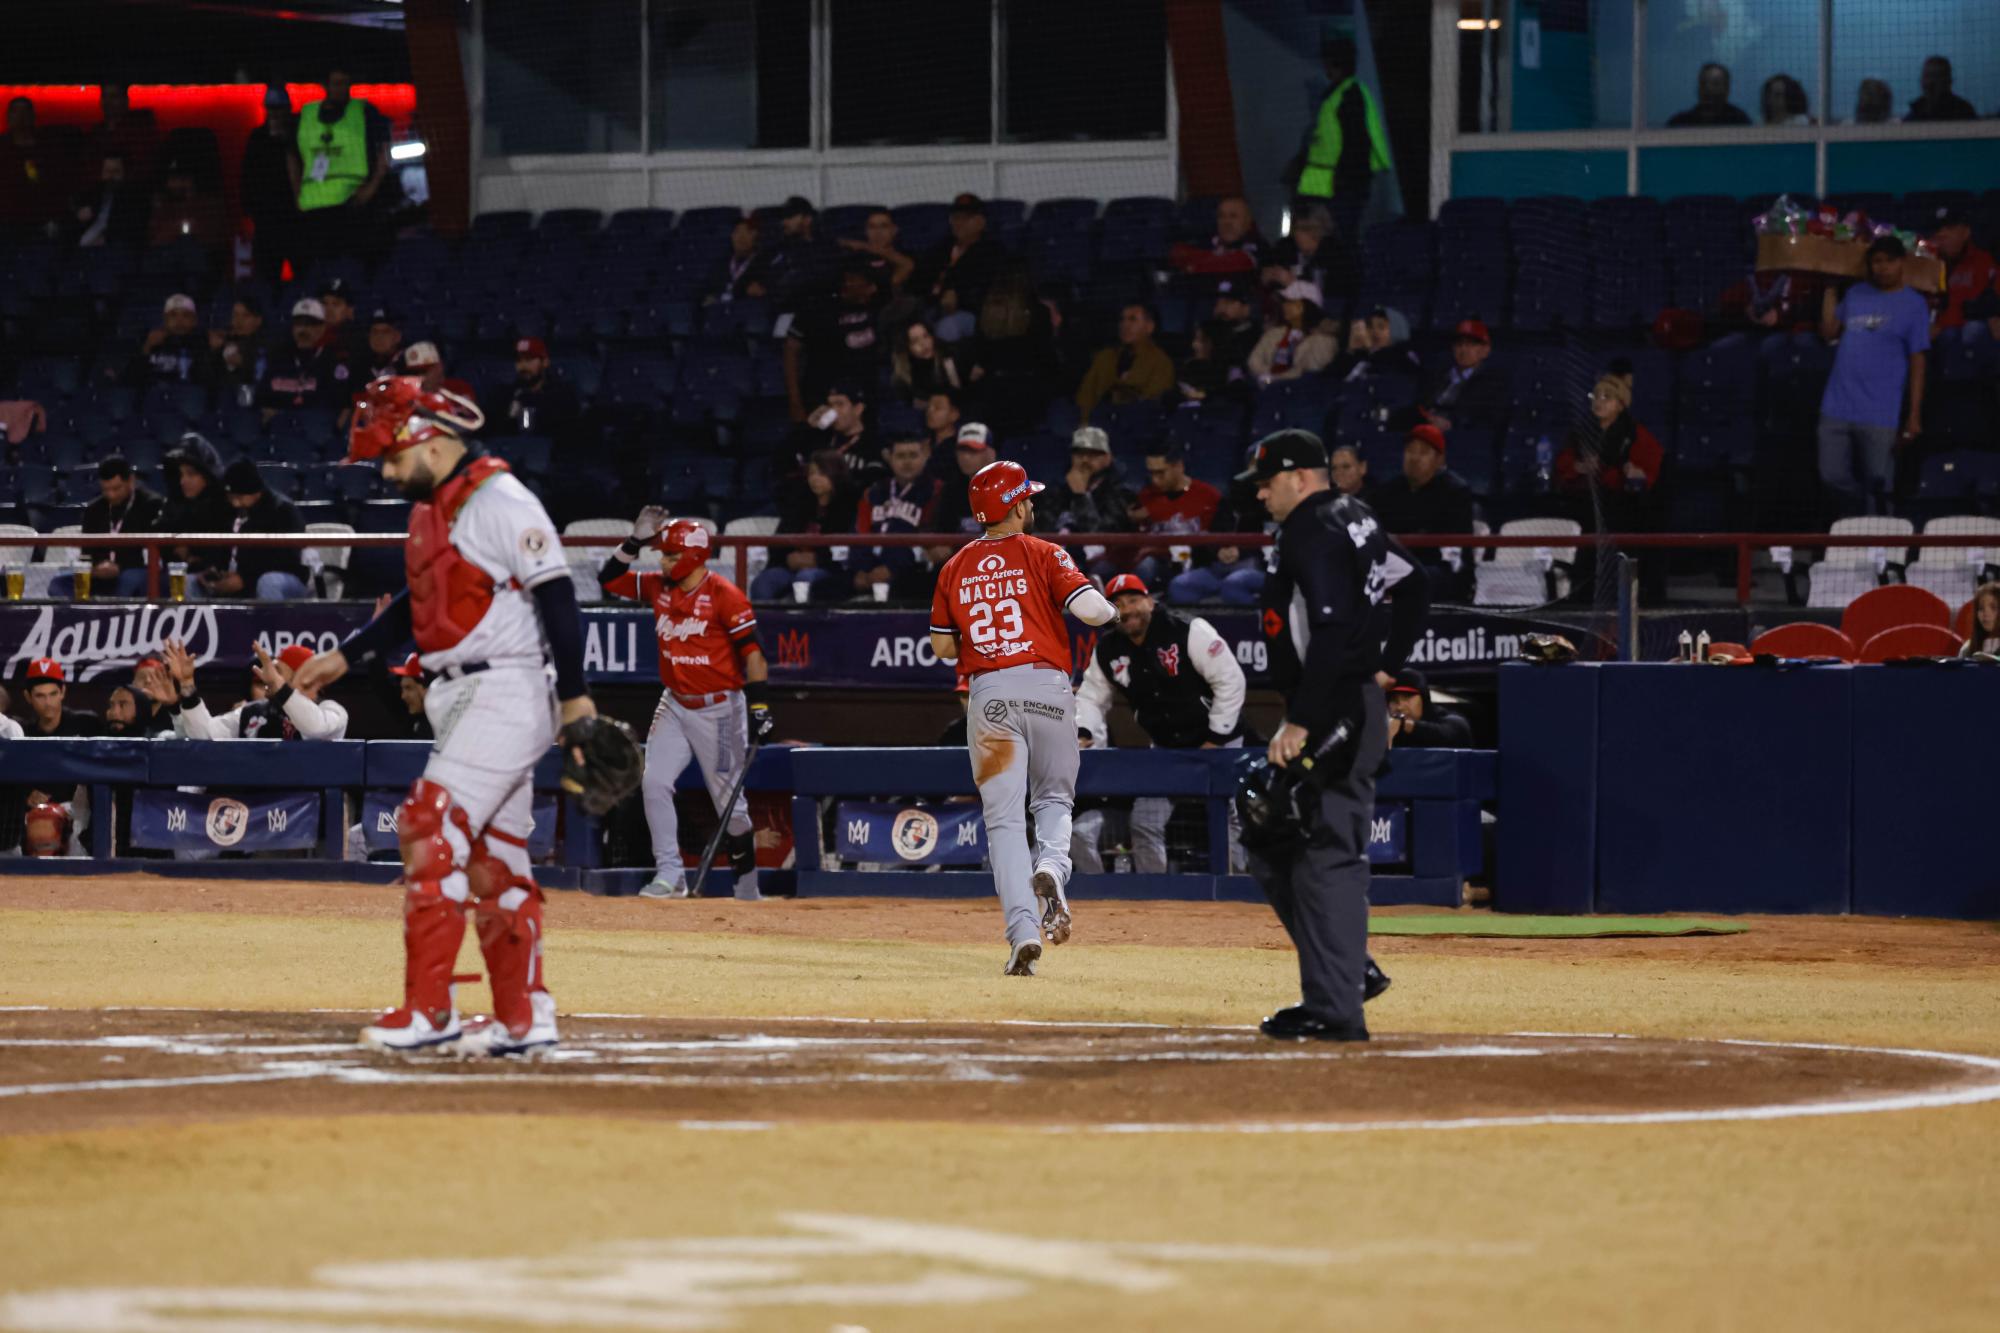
[1840,582,1952,648]
[305,522,354,599]
[1748,622,1856,660]
[1806,517,1913,609]
[1855,623,1965,663]
[1905,516,2000,605]
[723,515,781,582]
[1474,518,1580,607]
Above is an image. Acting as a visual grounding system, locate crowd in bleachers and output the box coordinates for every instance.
[6,121,2000,606]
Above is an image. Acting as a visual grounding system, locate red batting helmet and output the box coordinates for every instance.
[22,803,71,857]
[345,375,486,462]
[967,460,1044,527]
[658,519,712,582]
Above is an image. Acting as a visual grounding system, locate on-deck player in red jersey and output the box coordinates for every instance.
[600,510,774,900]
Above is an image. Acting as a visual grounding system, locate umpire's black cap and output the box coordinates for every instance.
[1237,429,1330,483]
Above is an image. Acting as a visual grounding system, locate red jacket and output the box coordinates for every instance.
[1554,416,1664,494]
[1939,244,1997,330]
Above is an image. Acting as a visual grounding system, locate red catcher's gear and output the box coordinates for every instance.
[470,827,547,1038]
[657,519,713,582]
[394,778,475,1027]
[22,803,71,856]
[406,456,513,653]
[346,374,486,462]
[968,460,1045,526]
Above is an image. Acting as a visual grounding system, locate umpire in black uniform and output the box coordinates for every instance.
[1241,430,1429,1042]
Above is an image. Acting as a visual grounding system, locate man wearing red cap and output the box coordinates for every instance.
[484,335,579,441]
[7,658,101,855]
[146,639,348,740]
[930,460,1117,976]
[1419,320,1509,433]
[1368,423,1476,600]
[387,653,433,740]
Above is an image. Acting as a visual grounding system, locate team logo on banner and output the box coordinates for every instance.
[205,798,251,848]
[774,629,812,669]
[891,808,940,860]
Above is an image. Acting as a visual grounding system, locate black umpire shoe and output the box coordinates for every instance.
[1259,1008,1370,1042]
[1364,958,1392,1003]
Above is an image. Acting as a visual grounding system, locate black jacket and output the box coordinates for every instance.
[82,484,165,572]
[1092,609,1244,748]
[1419,362,1510,431]
[224,492,307,591]
[484,371,581,442]
[157,446,235,577]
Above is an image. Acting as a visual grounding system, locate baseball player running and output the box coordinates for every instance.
[295,375,620,1058]
[930,460,1117,975]
[600,508,775,900]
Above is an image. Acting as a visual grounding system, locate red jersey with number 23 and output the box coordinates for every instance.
[931,532,1093,678]
[604,567,758,693]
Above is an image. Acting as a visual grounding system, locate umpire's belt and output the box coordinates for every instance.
[673,689,733,709]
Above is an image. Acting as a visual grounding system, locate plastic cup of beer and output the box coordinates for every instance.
[72,560,92,602]
[168,562,188,603]
[871,582,891,603]
[791,581,811,604]
[4,566,22,601]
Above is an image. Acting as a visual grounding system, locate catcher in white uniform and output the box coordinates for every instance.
[295,376,629,1058]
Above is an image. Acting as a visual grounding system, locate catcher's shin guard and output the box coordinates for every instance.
[394,779,476,1025]
[469,829,547,1037]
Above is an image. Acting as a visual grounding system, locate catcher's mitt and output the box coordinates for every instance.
[559,715,643,815]
[1519,633,1579,665]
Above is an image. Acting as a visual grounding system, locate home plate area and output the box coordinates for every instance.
[5,1010,1999,1134]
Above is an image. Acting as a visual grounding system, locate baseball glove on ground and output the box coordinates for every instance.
[559,716,644,815]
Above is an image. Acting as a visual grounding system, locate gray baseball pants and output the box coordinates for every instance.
[644,692,753,887]
[966,665,1078,948]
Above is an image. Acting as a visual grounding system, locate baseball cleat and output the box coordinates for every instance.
[359,1007,461,1054]
[638,877,691,899]
[1364,959,1392,1002]
[450,992,559,1059]
[1259,1007,1368,1042]
[1032,867,1071,945]
[1003,939,1043,977]
[732,870,764,902]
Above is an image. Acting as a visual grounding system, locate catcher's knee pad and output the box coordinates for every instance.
[474,888,545,1035]
[399,779,473,890]
[726,829,756,876]
[400,880,469,1023]
[466,827,536,902]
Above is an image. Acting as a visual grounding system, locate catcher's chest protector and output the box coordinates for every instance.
[408,456,510,653]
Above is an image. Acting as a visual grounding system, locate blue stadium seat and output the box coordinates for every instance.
[490,434,553,480]
[890,203,951,253]
[1446,425,1499,495]
[536,208,603,240]
[471,211,534,242]
[329,465,376,504]
[821,204,884,241]
[255,462,300,499]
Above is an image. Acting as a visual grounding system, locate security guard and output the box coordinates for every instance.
[1284,36,1391,268]
[1240,429,1428,1042]
[1076,574,1249,872]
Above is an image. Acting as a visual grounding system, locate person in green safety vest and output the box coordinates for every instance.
[1282,36,1390,296]
[285,67,391,271]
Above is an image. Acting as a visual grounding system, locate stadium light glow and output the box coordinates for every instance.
[1457,18,1502,29]
[390,141,427,162]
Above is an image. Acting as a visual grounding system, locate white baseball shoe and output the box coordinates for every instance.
[1032,866,1072,945]
[451,991,560,1059]
[733,869,764,902]
[1003,939,1043,977]
[639,877,691,899]
[359,1007,461,1054]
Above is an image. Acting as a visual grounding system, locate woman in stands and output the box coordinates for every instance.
[755,449,861,604]
[1556,373,1667,600]
[1962,583,2000,657]
[891,319,977,405]
[1248,281,1338,385]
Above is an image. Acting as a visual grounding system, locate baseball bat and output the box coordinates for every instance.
[690,739,759,899]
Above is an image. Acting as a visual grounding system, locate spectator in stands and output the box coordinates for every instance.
[360,306,404,381]
[0,96,69,241]
[767,196,839,327]
[147,156,229,254]
[786,257,886,421]
[1668,63,1751,126]
[1037,427,1135,566]
[758,449,860,603]
[852,436,943,603]
[1961,583,2000,658]
[1209,278,1263,375]
[1076,302,1176,417]
[1285,36,1388,275]
[316,278,364,364]
[1163,466,1266,607]
[1852,78,1895,125]
[258,298,343,420]
[930,422,997,538]
[917,194,1004,343]
[160,432,231,581]
[127,294,213,390]
[1248,280,1338,385]
[18,659,102,738]
[1760,74,1812,126]
[1420,319,1509,432]
[1385,669,1472,749]
[1130,440,1222,587]
[891,318,976,404]
[1556,375,1664,497]
[921,387,964,465]
[400,341,475,400]
[703,214,770,306]
[68,152,146,250]
[1338,306,1420,381]
[1931,206,1996,334]
[1261,206,1334,297]
[1819,237,1929,513]
[485,336,580,440]
[289,66,392,269]
[242,86,298,285]
[1170,196,1263,274]
[103,679,167,739]
[971,259,1060,433]
[187,460,309,602]
[1908,56,1976,121]
[80,457,163,599]
[1371,424,1476,599]
[89,85,157,184]
[1330,442,1369,497]
[385,655,434,740]
[1176,321,1246,408]
[839,207,916,301]
[787,384,885,490]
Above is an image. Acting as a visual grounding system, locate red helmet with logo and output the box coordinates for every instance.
[658,519,712,582]
[346,375,486,462]
[967,460,1044,527]
[22,803,72,857]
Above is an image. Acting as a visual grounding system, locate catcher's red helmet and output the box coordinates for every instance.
[967,460,1044,527]
[346,375,486,463]
[22,803,71,857]
[658,519,712,582]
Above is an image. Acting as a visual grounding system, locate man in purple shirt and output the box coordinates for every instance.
[1818,236,1929,514]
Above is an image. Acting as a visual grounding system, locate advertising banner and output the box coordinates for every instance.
[130,789,321,853]
[833,800,988,866]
